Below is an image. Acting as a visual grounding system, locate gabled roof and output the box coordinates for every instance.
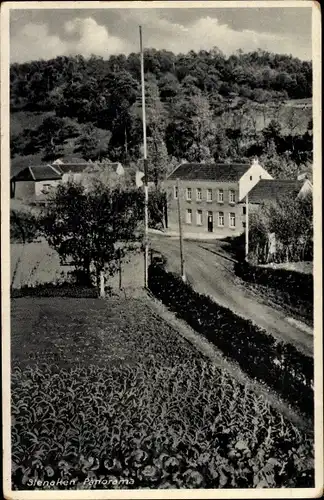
[55,162,123,174]
[12,165,62,181]
[167,162,250,182]
[248,179,305,204]
[54,163,92,174]
[54,156,87,164]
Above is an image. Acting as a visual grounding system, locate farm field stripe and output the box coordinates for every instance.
[146,292,313,434]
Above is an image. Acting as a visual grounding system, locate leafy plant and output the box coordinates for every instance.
[148,264,314,417]
[12,360,314,490]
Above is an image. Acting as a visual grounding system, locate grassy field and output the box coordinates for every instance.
[259,261,313,275]
[11,296,314,490]
[11,241,65,289]
[11,240,144,291]
[10,110,111,177]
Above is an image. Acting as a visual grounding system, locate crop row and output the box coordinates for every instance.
[12,359,314,490]
[148,263,313,417]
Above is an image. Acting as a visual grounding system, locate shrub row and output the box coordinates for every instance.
[148,264,313,418]
[11,283,98,298]
[234,261,313,306]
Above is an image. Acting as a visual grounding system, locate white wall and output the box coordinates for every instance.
[35,180,60,197]
[61,173,83,184]
[239,160,273,201]
[298,180,313,198]
[116,163,124,176]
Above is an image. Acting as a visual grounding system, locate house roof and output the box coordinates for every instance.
[167,162,250,182]
[54,163,92,174]
[54,156,87,164]
[12,165,62,181]
[248,179,305,204]
[55,162,123,174]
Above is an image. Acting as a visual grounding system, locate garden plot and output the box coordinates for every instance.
[11,240,144,292]
[11,296,314,490]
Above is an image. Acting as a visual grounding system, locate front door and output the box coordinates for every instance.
[207,211,213,232]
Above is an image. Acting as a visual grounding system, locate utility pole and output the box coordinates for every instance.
[140,26,149,288]
[118,247,122,290]
[245,192,249,261]
[176,178,186,281]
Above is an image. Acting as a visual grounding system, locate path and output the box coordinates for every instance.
[150,235,313,357]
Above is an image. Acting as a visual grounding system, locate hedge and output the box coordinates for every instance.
[234,261,313,306]
[148,264,313,418]
[11,283,98,298]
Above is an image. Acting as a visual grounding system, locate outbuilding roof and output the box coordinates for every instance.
[12,165,62,181]
[54,163,92,174]
[167,162,250,182]
[54,162,123,174]
[248,179,305,204]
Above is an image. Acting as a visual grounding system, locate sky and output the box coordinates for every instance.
[9,6,312,64]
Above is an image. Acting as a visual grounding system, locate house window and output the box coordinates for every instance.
[218,211,224,227]
[250,175,253,181]
[242,222,246,229]
[207,188,213,202]
[41,184,52,194]
[229,190,236,204]
[186,187,192,201]
[242,206,246,215]
[196,188,202,201]
[217,189,224,203]
[229,212,236,228]
[174,186,178,199]
[186,209,192,224]
[196,210,203,226]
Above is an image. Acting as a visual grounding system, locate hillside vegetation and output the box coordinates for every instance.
[10,49,312,180]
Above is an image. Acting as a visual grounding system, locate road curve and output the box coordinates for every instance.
[150,235,313,357]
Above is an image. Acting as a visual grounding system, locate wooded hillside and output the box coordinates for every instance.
[10,49,313,181]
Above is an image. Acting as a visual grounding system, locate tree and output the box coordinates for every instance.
[41,181,144,292]
[250,193,313,263]
[166,93,215,162]
[10,51,313,181]
[145,78,169,186]
[158,72,181,102]
[262,119,282,148]
[259,144,299,179]
[23,115,79,161]
[74,123,100,160]
[265,194,313,261]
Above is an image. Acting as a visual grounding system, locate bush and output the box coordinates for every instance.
[11,282,97,298]
[12,361,314,490]
[234,261,313,306]
[148,264,313,418]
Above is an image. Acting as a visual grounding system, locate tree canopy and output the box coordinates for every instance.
[11,49,313,179]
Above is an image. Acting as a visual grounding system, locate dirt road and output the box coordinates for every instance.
[150,235,313,357]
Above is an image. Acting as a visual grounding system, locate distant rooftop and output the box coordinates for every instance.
[53,156,87,164]
[248,179,306,204]
[12,165,61,181]
[167,162,251,182]
[54,161,122,174]
[54,163,93,174]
